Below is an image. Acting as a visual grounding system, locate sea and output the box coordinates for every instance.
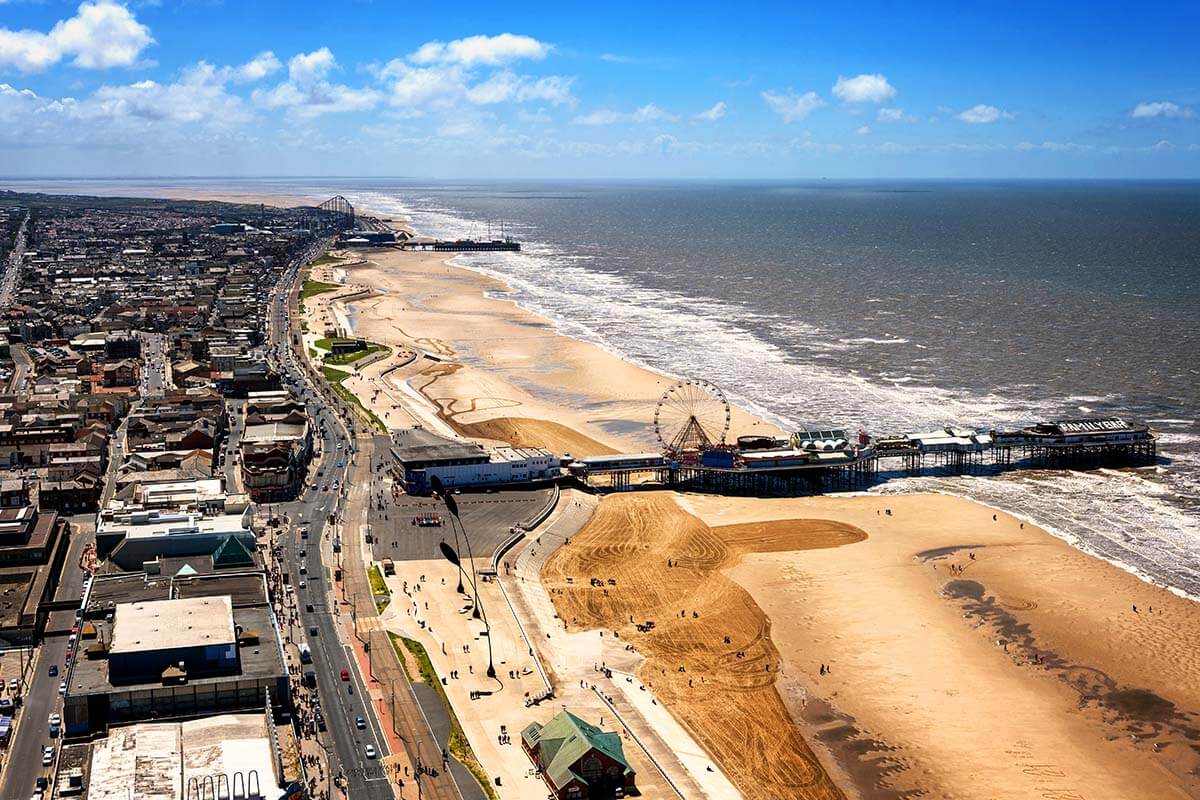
[12,178,1200,597]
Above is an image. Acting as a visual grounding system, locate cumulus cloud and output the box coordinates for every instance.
[832,73,895,104]
[379,34,573,112]
[409,33,550,67]
[956,103,1014,124]
[0,0,153,73]
[856,125,870,135]
[694,101,726,121]
[1131,101,1193,119]
[223,51,281,83]
[253,48,381,117]
[572,103,678,125]
[761,89,825,122]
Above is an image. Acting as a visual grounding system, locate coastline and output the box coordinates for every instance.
[27,182,1198,797]
[307,235,1200,799]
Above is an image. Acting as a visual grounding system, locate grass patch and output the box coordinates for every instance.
[367,564,390,611]
[326,344,388,366]
[314,337,389,366]
[394,636,498,800]
[301,279,341,299]
[311,253,343,267]
[321,366,387,432]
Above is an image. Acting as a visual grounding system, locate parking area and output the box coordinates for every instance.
[372,487,555,562]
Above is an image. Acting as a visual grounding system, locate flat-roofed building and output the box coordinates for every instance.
[85,712,301,800]
[95,508,254,570]
[65,573,288,735]
[108,595,238,684]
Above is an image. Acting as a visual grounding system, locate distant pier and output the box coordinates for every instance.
[403,238,521,252]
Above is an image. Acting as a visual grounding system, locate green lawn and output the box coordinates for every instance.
[301,279,341,299]
[320,366,387,431]
[367,564,390,611]
[393,635,497,800]
[314,337,389,366]
[311,253,343,267]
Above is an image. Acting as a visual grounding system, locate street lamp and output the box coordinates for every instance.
[434,542,494,681]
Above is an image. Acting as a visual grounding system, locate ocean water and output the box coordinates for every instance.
[9,178,1199,597]
[312,179,1200,598]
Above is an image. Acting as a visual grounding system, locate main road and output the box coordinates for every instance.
[264,238,448,800]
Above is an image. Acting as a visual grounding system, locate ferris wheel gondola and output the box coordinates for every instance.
[653,379,731,456]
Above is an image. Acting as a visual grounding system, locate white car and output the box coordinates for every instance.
[42,747,53,766]
[59,679,67,695]
[365,744,377,759]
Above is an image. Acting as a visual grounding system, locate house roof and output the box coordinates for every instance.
[522,710,632,790]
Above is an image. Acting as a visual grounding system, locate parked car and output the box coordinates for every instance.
[59,680,67,695]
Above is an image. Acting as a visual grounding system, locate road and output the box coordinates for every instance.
[264,240,402,800]
[0,209,28,308]
[138,331,168,396]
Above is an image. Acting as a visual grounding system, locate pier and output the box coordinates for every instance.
[402,238,521,252]
[567,416,1158,497]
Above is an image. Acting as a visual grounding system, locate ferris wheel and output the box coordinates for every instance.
[653,379,731,455]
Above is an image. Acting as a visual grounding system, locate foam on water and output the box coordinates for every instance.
[327,186,1200,598]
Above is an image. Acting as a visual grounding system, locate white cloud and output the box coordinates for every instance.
[379,38,575,112]
[409,33,550,67]
[956,103,1014,124]
[856,125,870,135]
[254,48,381,117]
[877,107,915,123]
[832,73,895,104]
[232,51,281,83]
[288,48,336,85]
[0,0,153,73]
[694,101,726,121]
[761,89,825,122]
[572,103,678,125]
[573,108,623,125]
[90,62,250,125]
[1131,101,1193,119]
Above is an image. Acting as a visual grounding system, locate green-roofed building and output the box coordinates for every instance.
[521,710,636,799]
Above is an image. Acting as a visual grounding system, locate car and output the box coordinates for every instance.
[298,580,307,589]
[355,715,365,729]
[365,745,377,759]
[59,679,67,695]
[42,748,53,767]
[7,678,17,691]
[298,549,306,557]
[47,665,57,677]
[309,626,318,636]
[340,669,350,681]
[305,603,315,613]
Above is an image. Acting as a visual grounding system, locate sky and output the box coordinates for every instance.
[0,0,1198,179]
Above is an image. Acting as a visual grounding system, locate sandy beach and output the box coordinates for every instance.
[296,239,1200,799]
[308,245,782,455]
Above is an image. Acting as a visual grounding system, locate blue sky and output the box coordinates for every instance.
[1,0,1198,178]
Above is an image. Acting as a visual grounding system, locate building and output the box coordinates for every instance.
[239,391,312,501]
[95,508,254,571]
[391,427,558,494]
[83,712,303,800]
[522,711,636,799]
[64,572,288,735]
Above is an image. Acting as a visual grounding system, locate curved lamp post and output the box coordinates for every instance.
[431,477,496,680]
